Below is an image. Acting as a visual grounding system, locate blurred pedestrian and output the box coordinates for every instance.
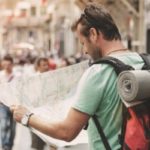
[0,55,17,150]
[48,55,57,70]
[35,57,50,73]
[30,57,50,150]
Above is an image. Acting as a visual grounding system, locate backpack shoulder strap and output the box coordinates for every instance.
[91,56,134,75]
[140,53,150,70]
[91,56,133,150]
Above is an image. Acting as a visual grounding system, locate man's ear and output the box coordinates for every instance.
[89,28,99,42]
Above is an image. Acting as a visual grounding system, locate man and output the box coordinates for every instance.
[10,3,144,150]
[31,57,49,150]
[0,55,17,150]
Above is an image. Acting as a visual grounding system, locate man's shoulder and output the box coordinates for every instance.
[80,62,112,85]
[111,52,144,65]
[83,63,103,78]
[111,51,141,60]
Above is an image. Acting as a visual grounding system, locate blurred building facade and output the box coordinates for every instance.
[145,0,150,53]
[0,0,147,57]
[0,0,81,57]
[1,0,51,56]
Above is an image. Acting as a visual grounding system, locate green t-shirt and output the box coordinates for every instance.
[73,52,144,150]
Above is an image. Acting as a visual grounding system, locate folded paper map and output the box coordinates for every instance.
[0,61,89,148]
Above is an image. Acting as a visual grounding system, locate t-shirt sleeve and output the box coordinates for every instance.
[73,64,106,116]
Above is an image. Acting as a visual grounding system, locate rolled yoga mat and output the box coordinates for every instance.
[117,70,150,107]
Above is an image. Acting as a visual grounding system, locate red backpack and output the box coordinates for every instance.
[90,54,150,150]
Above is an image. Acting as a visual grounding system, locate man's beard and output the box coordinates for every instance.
[90,47,102,61]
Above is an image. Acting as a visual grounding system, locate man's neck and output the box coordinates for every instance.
[101,40,127,56]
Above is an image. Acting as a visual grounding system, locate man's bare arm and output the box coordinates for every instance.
[11,106,90,142]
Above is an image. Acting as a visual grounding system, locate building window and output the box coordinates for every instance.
[31,6,36,16]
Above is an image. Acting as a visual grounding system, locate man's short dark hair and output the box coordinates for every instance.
[72,3,121,41]
[3,55,13,64]
[36,57,49,67]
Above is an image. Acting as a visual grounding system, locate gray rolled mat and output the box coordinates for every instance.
[117,70,150,107]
